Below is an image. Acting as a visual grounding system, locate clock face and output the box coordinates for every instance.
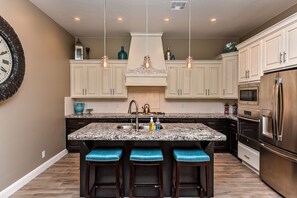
[0,35,13,84]
[0,16,25,102]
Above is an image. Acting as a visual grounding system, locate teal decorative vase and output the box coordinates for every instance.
[74,103,85,115]
[118,46,128,60]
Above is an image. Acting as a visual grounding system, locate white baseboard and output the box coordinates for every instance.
[0,149,68,198]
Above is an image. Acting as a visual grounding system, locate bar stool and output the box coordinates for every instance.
[171,149,210,198]
[85,148,123,198]
[129,148,164,198]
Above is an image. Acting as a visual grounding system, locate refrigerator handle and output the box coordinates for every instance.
[272,79,278,140]
[277,79,284,141]
[260,143,297,163]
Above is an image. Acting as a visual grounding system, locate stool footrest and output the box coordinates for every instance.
[173,182,202,189]
[93,182,122,188]
[130,196,162,198]
[134,183,160,188]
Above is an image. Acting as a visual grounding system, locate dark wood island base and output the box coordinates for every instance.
[79,140,214,197]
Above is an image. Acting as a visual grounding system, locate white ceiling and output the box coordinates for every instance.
[30,0,297,39]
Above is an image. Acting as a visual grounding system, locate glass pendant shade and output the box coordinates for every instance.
[186,56,192,69]
[102,55,108,68]
[144,55,151,69]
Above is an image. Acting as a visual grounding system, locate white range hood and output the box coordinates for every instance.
[125,32,167,86]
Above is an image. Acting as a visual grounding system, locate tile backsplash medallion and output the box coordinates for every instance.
[65,87,236,115]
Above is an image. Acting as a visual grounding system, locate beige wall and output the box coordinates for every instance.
[240,3,297,42]
[77,37,237,60]
[0,0,74,191]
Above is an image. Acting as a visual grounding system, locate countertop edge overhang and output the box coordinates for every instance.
[65,113,237,121]
[68,123,227,141]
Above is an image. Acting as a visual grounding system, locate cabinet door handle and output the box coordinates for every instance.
[248,70,250,78]
[208,89,210,95]
[180,89,182,95]
[245,70,248,78]
[283,52,286,63]
[280,53,282,63]
[223,89,225,95]
[244,154,250,160]
[113,89,115,95]
[236,133,238,140]
[205,89,208,95]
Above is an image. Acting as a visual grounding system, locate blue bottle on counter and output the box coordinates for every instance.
[74,103,85,115]
[155,117,161,132]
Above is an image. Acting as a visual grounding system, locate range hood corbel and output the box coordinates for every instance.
[125,32,167,86]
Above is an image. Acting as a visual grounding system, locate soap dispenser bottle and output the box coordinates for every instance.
[155,117,161,132]
[149,117,155,131]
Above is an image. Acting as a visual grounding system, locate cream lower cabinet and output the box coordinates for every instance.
[99,61,127,98]
[165,63,192,98]
[192,63,221,98]
[238,40,262,83]
[219,52,238,99]
[70,63,99,98]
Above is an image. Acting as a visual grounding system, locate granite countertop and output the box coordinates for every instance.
[65,113,237,121]
[68,123,227,141]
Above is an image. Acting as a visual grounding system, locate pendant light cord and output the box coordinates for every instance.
[104,0,106,56]
[189,0,191,57]
[146,0,148,56]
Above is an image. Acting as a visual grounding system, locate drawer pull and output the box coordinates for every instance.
[230,124,236,127]
[78,122,86,125]
[244,155,250,159]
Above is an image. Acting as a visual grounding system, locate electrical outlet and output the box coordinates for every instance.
[42,150,45,159]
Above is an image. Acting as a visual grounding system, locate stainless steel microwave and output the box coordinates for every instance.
[238,83,260,106]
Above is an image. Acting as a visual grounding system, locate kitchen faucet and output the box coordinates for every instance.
[128,100,139,131]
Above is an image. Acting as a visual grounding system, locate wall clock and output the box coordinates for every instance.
[0,16,25,102]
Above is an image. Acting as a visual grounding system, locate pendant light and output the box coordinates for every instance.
[186,0,192,69]
[102,0,108,67]
[143,0,151,69]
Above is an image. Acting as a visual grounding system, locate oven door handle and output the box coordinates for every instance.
[238,116,260,123]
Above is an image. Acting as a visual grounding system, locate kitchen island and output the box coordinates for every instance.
[68,122,226,197]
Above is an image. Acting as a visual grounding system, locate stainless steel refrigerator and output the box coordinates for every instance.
[260,69,297,198]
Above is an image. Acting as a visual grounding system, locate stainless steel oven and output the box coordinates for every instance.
[238,109,261,151]
[238,83,261,151]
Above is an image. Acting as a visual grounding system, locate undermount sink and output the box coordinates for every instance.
[116,124,163,130]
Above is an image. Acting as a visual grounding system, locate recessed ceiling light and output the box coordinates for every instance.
[117,17,123,22]
[164,18,170,22]
[210,18,217,22]
[74,17,81,21]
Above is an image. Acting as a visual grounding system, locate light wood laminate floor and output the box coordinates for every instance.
[11,153,281,198]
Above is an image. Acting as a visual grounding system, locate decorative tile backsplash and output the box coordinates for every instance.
[65,87,236,115]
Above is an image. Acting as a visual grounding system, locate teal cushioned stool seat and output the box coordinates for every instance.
[130,148,163,161]
[173,149,210,162]
[86,148,123,162]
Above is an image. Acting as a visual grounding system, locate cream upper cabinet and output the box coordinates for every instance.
[70,63,99,98]
[249,41,262,81]
[165,63,192,98]
[285,22,297,66]
[238,47,249,83]
[219,52,238,99]
[263,30,283,71]
[263,21,297,72]
[192,63,221,98]
[192,66,206,97]
[238,40,262,83]
[99,61,127,98]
